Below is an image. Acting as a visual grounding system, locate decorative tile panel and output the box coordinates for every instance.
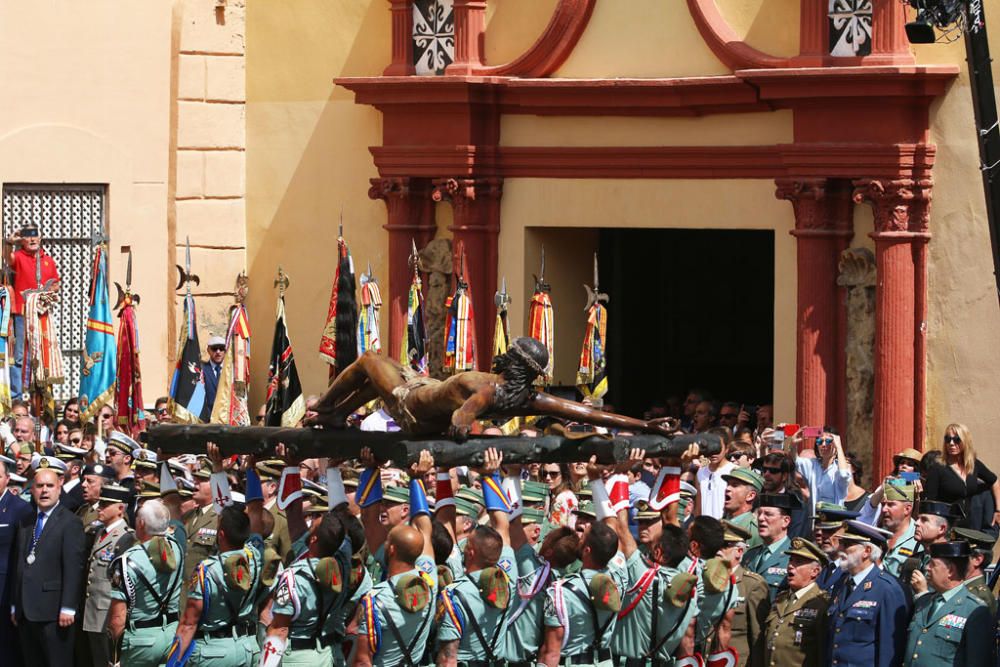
[413,0,454,75]
[829,0,873,56]
[2,185,105,401]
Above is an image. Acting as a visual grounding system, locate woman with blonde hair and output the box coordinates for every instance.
[923,422,1000,528]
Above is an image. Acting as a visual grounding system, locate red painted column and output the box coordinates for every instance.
[446,0,487,75]
[369,177,435,361]
[853,178,930,480]
[796,0,826,65]
[384,0,415,76]
[776,178,853,434]
[866,1,915,65]
[433,177,502,371]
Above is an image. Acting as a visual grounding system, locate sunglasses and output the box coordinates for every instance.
[209,346,226,352]
[762,466,783,475]
[816,437,834,445]
[726,453,745,462]
[944,435,962,444]
[541,470,561,478]
[70,438,82,445]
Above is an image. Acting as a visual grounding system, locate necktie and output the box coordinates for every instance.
[845,578,856,598]
[33,511,45,543]
[930,594,944,618]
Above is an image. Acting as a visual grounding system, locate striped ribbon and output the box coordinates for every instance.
[357,273,382,355]
[576,301,608,399]
[527,290,554,384]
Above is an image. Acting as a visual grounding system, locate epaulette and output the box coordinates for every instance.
[436,588,465,634]
[361,593,382,655]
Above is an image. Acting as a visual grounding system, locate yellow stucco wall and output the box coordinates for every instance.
[244,0,1000,468]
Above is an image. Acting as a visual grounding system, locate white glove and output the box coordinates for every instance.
[0,421,14,446]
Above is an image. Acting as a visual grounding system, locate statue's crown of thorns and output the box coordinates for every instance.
[510,337,547,376]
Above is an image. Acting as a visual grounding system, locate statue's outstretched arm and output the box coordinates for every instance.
[449,385,496,439]
[527,393,664,433]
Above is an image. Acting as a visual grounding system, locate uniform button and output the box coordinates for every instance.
[917,640,922,645]
[836,629,840,633]
[922,629,928,633]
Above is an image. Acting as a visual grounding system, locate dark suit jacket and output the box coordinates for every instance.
[200,360,220,421]
[60,480,83,513]
[11,503,85,622]
[0,490,31,609]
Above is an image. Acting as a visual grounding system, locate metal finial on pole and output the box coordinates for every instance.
[274,266,290,297]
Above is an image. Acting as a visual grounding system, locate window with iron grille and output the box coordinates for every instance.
[1,185,106,402]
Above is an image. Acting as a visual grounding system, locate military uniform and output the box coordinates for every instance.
[109,520,188,666]
[76,501,99,529]
[265,502,292,563]
[611,550,698,666]
[184,534,266,666]
[437,545,517,664]
[903,582,991,667]
[356,553,437,667]
[884,518,921,578]
[729,565,769,667]
[84,516,134,666]
[762,538,831,667]
[542,550,628,665]
[742,535,790,602]
[500,542,558,663]
[183,505,219,595]
[952,527,998,618]
[727,510,761,549]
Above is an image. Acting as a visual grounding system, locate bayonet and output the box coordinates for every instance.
[584,252,609,311]
[495,276,511,313]
[175,236,200,293]
[533,246,550,293]
[409,239,420,274]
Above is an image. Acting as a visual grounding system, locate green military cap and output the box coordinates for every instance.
[456,487,484,506]
[315,556,345,593]
[721,519,752,544]
[302,487,323,502]
[576,485,593,499]
[306,501,330,514]
[883,482,916,502]
[9,442,32,457]
[573,501,596,519]
[951,527,997,551]
[479,566,511,609]
[383,485,409,505]
[342,476,360,491]
[138,479,161,498]
[521,480,549,502]
[813,502,860,530]
[521,507,545,525]
[784,537,829,566]
[455,497,480,518]
[634,500,660,521]
[588,572,622,612]
[256,459,285,480]
[665,571,697,607]
[146,535,178,573]
[702,557,732,594]
[722,467,764,492]
[394,573,431,612]
[260,547,282,587]
[223,553,253,592]
[191,458,213,480]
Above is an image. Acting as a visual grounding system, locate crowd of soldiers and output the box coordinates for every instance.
[1,404,999,667]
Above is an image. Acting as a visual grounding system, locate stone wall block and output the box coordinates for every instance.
[176,199,246,246]
[176,150,205,199]
[178,54,206,100]
[205,56,245,102]
[204,151,245,197]
[177,101,245,149]
[178,0,246,55]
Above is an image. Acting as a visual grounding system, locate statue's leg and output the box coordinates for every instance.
[311,351,405,421]
[330,384,379,420]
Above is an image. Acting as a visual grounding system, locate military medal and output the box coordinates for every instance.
[26,552,35,565]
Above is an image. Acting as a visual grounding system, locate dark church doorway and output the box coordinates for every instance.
[599,228,775,418]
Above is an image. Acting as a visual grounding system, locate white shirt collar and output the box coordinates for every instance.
[103,518,126,534]
[794,582,817,600]
[63,477,80,492]
[852,563,876,586]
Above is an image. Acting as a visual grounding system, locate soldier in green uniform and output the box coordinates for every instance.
[106,495,187,667]
[76,463,112,529]
[83,484,134,666]
[880,482,920,578]
[951,527,996,616]
[718,520,768,667]
[722,467,763,549]
[742,494,797,601]
[903,541,992,667]
[349,450,438,667]
[678,516,739,657]
[762,538,830,667]
[436,448,517,667]
[257,460,292,562]
[182,459,219,598]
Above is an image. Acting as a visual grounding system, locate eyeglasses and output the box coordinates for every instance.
[70,438,82,444]
[725,453,745,462]
[541,470,561,479]
[762,466,783,475]
[156,408,169,414]
[944,435,962,444]
[100,413,113,420]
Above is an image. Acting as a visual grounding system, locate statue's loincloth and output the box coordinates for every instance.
[390,367,441,431]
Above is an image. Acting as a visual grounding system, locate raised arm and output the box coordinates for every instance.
[614,449,646,558]
[409,449,436,558]
[480,447,510,547]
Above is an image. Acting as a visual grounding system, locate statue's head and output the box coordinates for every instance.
[493,337,548,382]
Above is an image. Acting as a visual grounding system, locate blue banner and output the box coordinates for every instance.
[80,246,117,420]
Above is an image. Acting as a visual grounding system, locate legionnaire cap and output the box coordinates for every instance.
[784,537,830,566]
[479,567,511,609]
[192,458,214,480]
[522,507,545,525]
[951,527,997,551]
[917,499,963,520]
[758,493,801,513]
[929,541,972,558]
[99,484,131,504]
[107,431,139,456]
[722,467,764,492]
[456,487,484,506]
[838,520,891,551]
[9,442,32,457]
[32,456,67,472]
[223,553,253,592]
[702,557,732,594]
[260,547,282,587]
[137,479,161,498]
[679,481,698,498]
[634,500,660,521]
[131,448,158,469]
[813,502,860,530]
[55,443,86,460]
[882,482,917,502]
[588,572,621,612]
[573,501,596,519]
[342,476,359,491]
[455,497,480,518]
[521,480,549,502]
[305,500,330,514]
[383,485,409,505]
[146,535,178,573]
[665,571,698,607]
[575,485,593,499]
[83,463,116,480]
[721,519,752,544]
[394,573,431,612]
